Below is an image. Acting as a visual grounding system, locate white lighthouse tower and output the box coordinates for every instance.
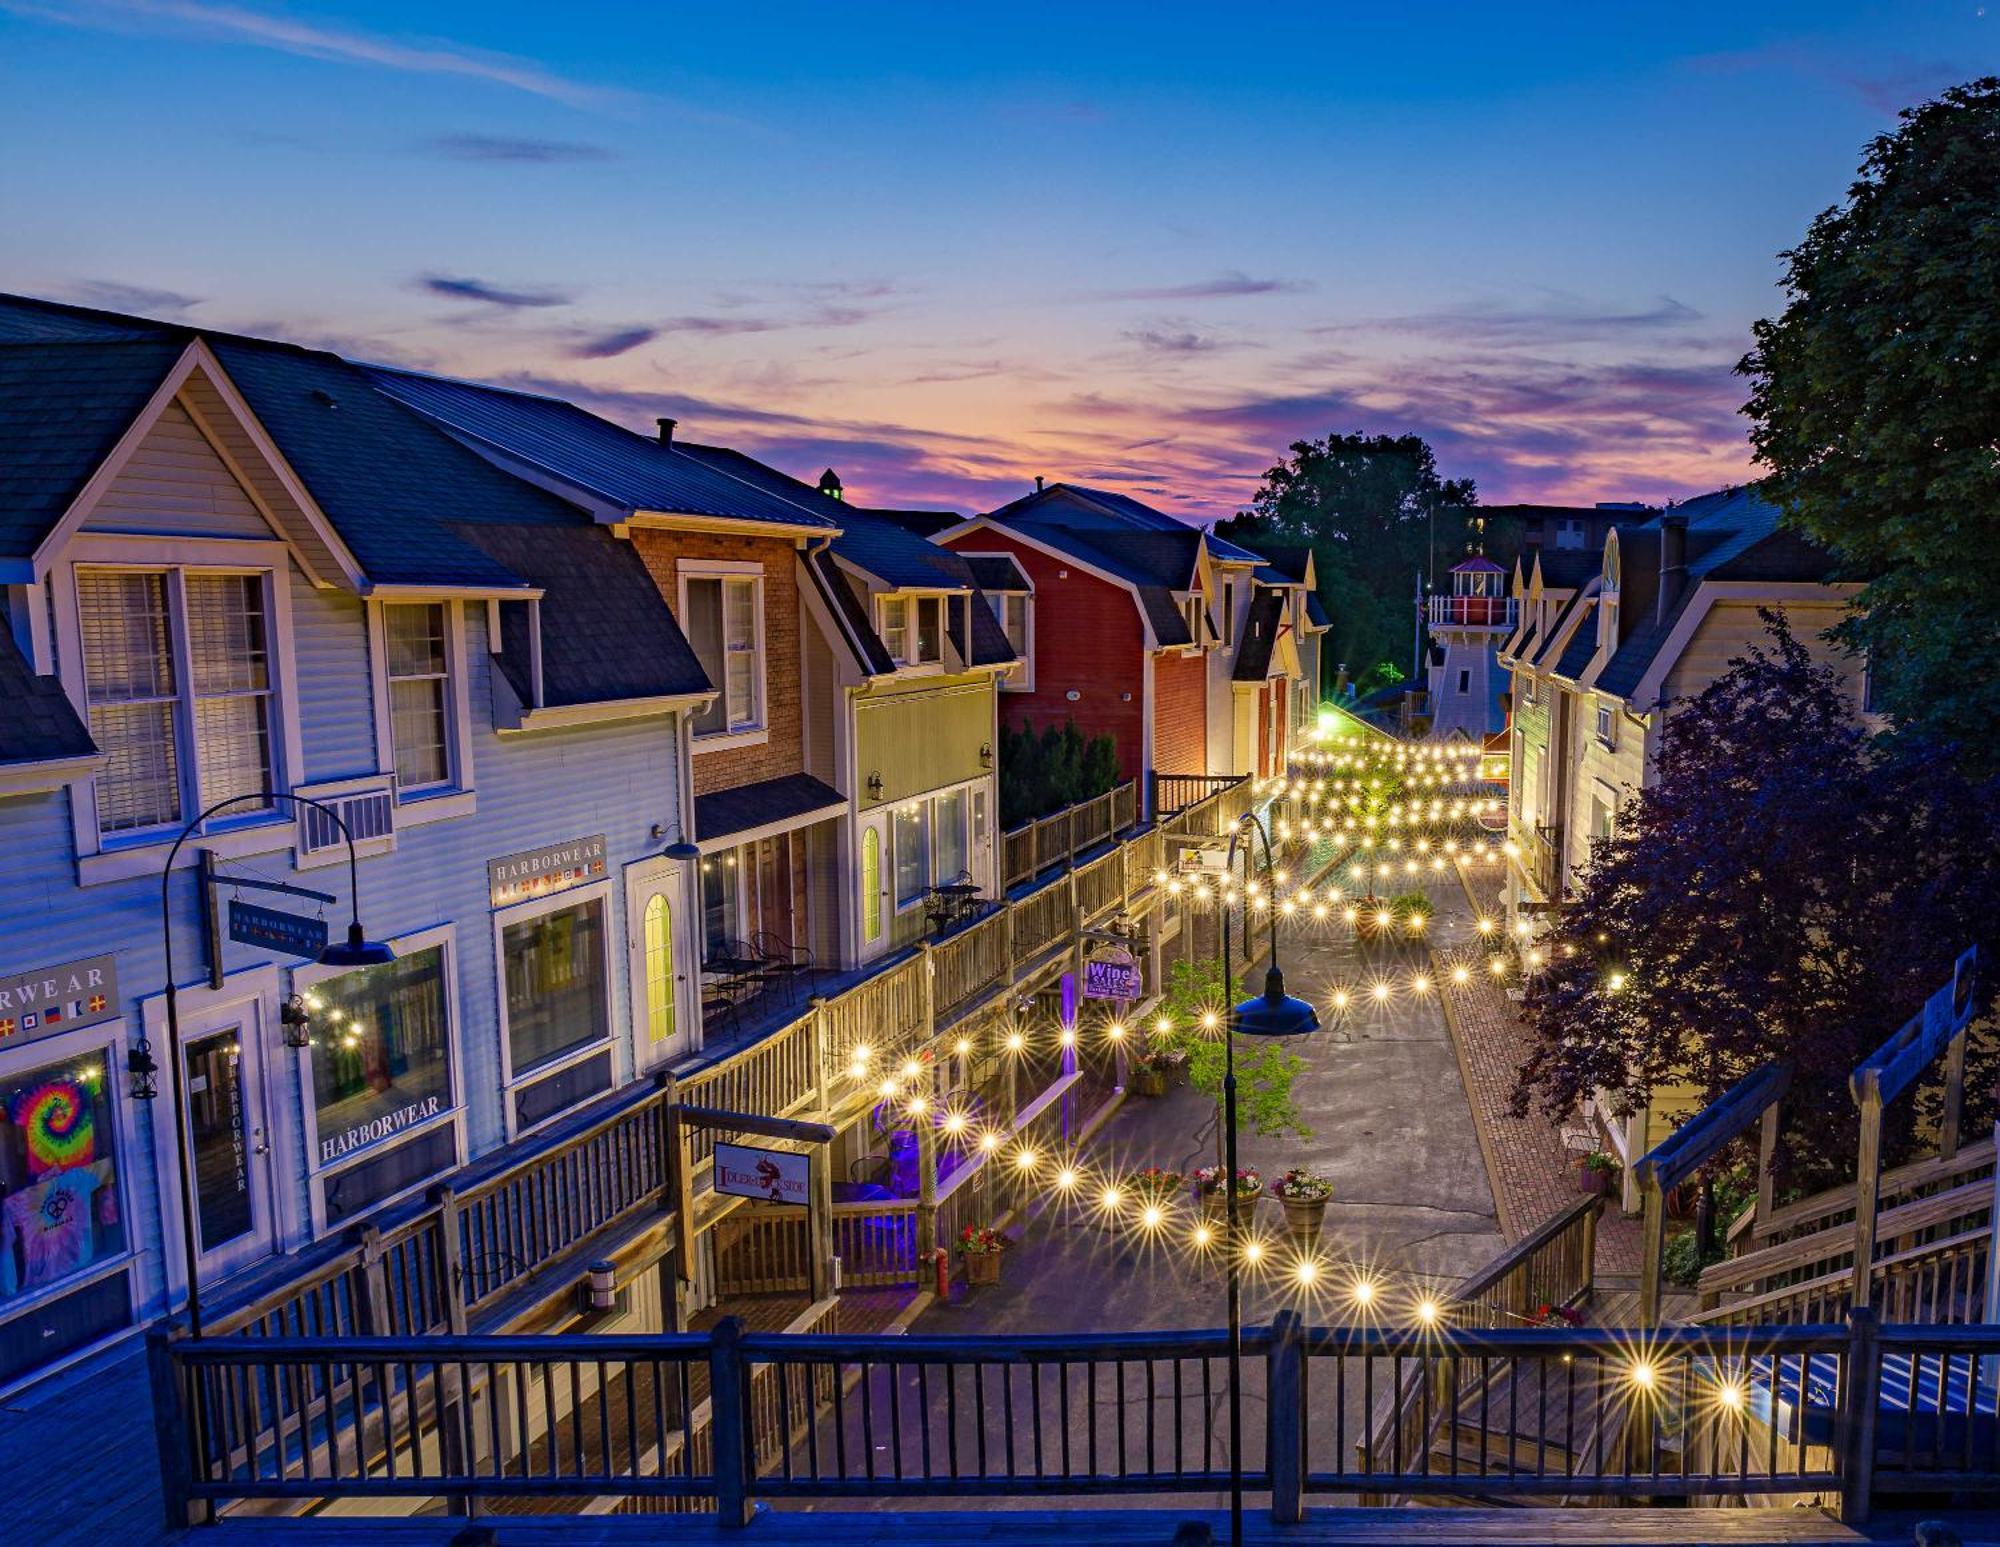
[1425,555,1515,740]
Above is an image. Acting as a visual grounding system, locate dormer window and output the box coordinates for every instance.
[1182,595,1203,644]
[880,593,943,667]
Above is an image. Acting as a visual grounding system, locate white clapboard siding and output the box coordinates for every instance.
[82,401,275,539]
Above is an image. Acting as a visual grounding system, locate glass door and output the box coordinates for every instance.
[180,1020,274,1280]
[626,857,694,1071]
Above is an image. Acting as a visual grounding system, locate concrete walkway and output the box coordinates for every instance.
[917,867,1507,1332]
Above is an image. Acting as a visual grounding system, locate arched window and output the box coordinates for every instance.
[642,892,673,1046]
[862,829,882,943]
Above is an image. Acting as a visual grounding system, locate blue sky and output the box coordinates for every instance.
[1,1,1992,517]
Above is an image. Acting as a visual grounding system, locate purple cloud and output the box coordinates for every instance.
[570,326,657,359]
[421,274,571,309]
[1086,270,1310,303]
[65,278,202,316]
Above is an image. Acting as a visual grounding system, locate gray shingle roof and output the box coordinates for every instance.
[695,772,845,844]
[0,339,185,559]
[1001,519,1199,646]
[1535,550,1602,589]
[0,629,95,767]
[960,553,1030,593]
[805,549,894,676]
[448,523,708,705]
[368,369,840,529]
[1232,589,1284,682]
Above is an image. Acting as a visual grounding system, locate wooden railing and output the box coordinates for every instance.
[1363,1197,1599,1492]
[1152,772,1244,817]
[931,906,1009,1018]
[201,770,1171,1361]
[1692,1225,1992,1330]
[1734,1135,1997,1250]
[161,1312,1951,1527]
[1699,1177,1991,1305]
[1000,779,1140,889]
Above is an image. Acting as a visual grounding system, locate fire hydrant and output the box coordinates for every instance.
[933,1246,951,1300]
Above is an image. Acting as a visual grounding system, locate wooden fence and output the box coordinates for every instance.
[1000,779,1141,889]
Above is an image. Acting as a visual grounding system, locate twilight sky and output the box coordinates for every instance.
[1,2,1992,519]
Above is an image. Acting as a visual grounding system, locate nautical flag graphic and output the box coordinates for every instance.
[87,995,107,1014]
[42,1005,63,1026]
[20,1013,38,1032]
[0,1018,14,1039]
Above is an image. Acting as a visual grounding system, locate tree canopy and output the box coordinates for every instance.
[1218,432,1481,695]
[1510,615,2000,1192]
[1741,77,2000,763]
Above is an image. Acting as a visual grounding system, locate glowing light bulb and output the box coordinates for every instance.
[1014,1147,1040,1172]
[1716,1378,1745,1411]
[1372,981,1391,1003]
[1201,1010,1220,1032]
[1629,1361,1655,1391]
[944,1112,968,1136]
[955,1038,972,1056]
[1101,1186,1125,1209]
[1332,989,1350,1010]
[1059,1026,1077,1048]
[1242,1241,1264,1265]
[1141,1205,1164,1230]
[1417,1298,1440,1325]
[1056,1167,1079,1191]
[1193,1224,1214,1248]
[1451,965,1470,985]
[1006,1031,1026,1053]
[980,1132,1001,1153]
[1107,1022,1127,1041]
[900,1059,921,1080]
[1294,1259,1320,1286]
[852,1043,874,1066]
[1351,1277,1376,1307]
[1154,1015,1173,1036]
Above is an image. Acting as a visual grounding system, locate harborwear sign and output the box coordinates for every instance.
[319,1094,444,1166]
[488,834,608,908]
[0,954,119,1050]
[715,1142,810,1206]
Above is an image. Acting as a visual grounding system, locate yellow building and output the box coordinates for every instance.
[1495,486,1863,1186]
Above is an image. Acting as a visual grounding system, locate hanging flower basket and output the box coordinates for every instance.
[1193,1166,1262,1221]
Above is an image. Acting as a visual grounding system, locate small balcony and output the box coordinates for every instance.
[1429,593,1518,630]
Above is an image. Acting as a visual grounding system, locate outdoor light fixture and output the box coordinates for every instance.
[279,993,312,1050]
[979,741,994,768]
[867,770,885,800]
[579,1260,621,1316]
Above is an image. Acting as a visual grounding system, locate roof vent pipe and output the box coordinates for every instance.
[656,417,676,446]
[1035,475,1045,493]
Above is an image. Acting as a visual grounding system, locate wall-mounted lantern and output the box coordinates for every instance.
[867,770,885,800]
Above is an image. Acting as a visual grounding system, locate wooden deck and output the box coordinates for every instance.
[175,1506,2000,1545]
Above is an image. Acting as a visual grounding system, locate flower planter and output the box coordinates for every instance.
[963,1250,1003,1287]
[1276,1193,1329,1248]
[1134,1067,1168,1098]
[1575,1162,1614,1197]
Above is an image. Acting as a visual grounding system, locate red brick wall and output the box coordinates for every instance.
[628,530,803,796]
[1151,647,1208,777]
[939,529,1148,780]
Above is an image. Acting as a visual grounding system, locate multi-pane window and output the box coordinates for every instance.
[1183,596,1203,643]
[934,787,968,883]
[686,575,760,735]
[384,603,450,791]
[987,593,1029,658]
[77,568,273,837]
[880,595,943,667]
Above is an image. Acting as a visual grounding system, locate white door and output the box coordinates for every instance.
[179,1006,277,1283]
[626,858,695,1070]
[857,810,891,961]
[970,785,994,895]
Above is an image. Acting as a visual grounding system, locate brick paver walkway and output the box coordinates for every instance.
[1431,866,1642,1280]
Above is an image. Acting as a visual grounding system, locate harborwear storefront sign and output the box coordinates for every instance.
[488,834,608,909]
[319,1093,445,1167]
[0,954,119,1051]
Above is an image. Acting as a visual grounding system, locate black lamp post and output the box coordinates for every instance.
[1219,810,1319,1547]
[138,791,393,1338]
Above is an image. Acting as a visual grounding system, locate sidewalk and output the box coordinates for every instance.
[1431,865,1642,1280]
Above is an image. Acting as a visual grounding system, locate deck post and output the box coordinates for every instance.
[146,1331,196,1532]
[428,1184,477,1515]
[1752,1098,1782,1251]
[430,1185,469,1334]
[354,1224,390,1334]
[916,1056,940,1271]
[1940,1027,1968,1160]
[1852,1079,1884,1311]
[1267,1308,1306,1524]
[1635,1167,1666,1328]
[662,1074,697,1332]
[1837,1307,1882,1523]
[709,1316,755,1527]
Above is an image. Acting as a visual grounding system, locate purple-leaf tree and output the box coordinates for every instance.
[1509,613,2000,1194]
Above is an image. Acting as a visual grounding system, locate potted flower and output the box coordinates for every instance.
[1267,1168,1334,1247]
[1133,1043,1187,1098]
[1530,1301,1585,1329]
[1128,1166,1185,1205]
[1193,1165,1262,1222]
[956,1223,1011,1286]
[1574,1150,1618,1197]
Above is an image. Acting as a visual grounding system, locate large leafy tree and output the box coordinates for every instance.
[1510,616,2000,1192]
[1218,432,1479,693]
[1741,78,2000,762]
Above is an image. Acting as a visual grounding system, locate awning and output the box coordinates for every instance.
[695,772,847,850]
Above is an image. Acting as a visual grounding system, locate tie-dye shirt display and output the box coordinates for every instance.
[0,1052,124,1303]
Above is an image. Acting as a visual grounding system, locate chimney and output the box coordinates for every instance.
[1035,475,1045,493]
[1657,512,1688,623]
[656,417,676,446]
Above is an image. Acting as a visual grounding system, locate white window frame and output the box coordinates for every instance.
[492,880,620,1139]
[1595,702,1617,749]
[293,924,467,1238]
[877,590,947,671]
[367,598,477,826]
[987,591,1033,690]
[53,538,305,886]
[1182,594,1204,649]
[679,560,768,751]
[889,774,986,915]
[0,1016,143,1375]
